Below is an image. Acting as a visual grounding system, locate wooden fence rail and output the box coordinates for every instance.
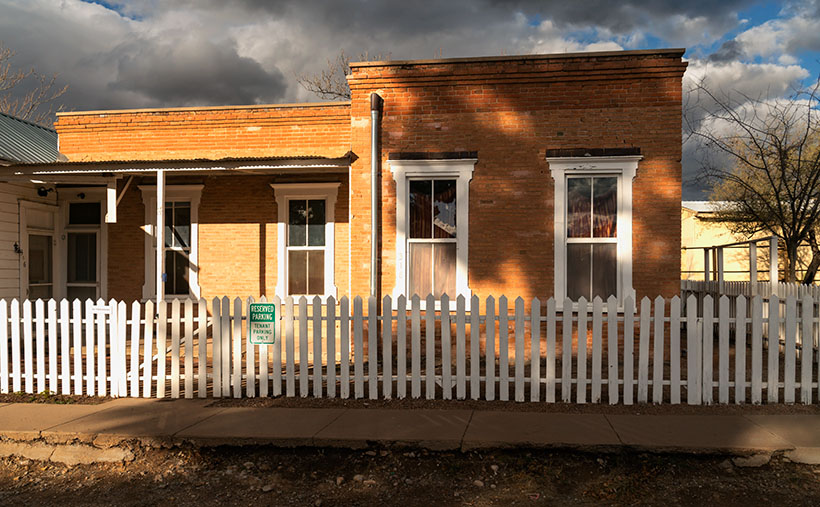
[1,293,818,404]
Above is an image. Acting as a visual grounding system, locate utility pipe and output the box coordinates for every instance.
[370,93,383,297]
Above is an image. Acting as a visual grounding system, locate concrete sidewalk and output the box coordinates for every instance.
[0,399,819,464]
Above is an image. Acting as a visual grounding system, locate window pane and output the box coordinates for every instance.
[307,250,325,295]
[433,243,457,298]
[592,243,617,300]
[173,203,191,248]
[288,250,308,295]
[67,286,96,301]
[409,180,432,239]
[567,178,591,238]
[566,243,591,300]
[165,250,189,295]
[28,235,52,284]
[593,177,617,238]
[307,199,326,247]
[408,243,432,297]
[69,202,100,225]
[68,233,96,283]
[433,180,457,239]
[288,200,307,247]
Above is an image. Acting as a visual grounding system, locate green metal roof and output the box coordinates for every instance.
[0,112,58,164]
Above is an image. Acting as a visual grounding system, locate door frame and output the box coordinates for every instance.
[19,200,59,301]
[57,187,108,302]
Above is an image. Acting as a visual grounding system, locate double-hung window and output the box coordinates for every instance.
[548,155,640,307]
[164,201,191,296]
[390,158,476,308]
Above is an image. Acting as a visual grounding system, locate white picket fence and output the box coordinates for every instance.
[1,294,818,404]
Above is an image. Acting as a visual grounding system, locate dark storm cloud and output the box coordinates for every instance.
[708,40,745,63]
[109,36,287,106]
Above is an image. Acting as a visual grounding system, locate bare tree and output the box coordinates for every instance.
[685,77,820,283]
[296,50,390,101]
[0,43,68,126]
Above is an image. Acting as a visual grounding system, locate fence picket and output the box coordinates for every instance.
[454,296,468,400]
[752,296,763,404]
[576,298,588,404]
[212,297,222,397]
[107,300,118,397]
[198,299,207,399]
[272,296,283,397]
[607,296,619,405]
[326,296,336,399]
[171,299,181,399]
[142,301,154,398]
[247,297,256,398]
[340,297,350,399]
[130,301,140,397]
[313,296,323,398]
[258,296,268,398]
[184,299,194,399]
[35,300,45,393]
[117,300,128,397]
[233,297,243,399]
[285,297,295,397]
[470,295,480,400]
[685,295,699,404]
[623,296,635,405]
[719,296,730,404]
[396,295,407,399]
[456,295,467,400]
[637,297,650,403]
[425,294,436,400]
[369,296,378,400]
[735,296,747,404]
[84,299,94,396]
[486,296,496,401]
[531,297,541,402]
[411,295,421,399]
[441,294,452,400]
[702,295,714,405]
[546,298,556,403]
[72,299,82,395]
[801,294,813,404]
[11,300,21,393]
[48,300,57,394]
[562,298,573,403]
[0,301,6,394]
[155,301,167,398]
[96,299,107,397]
[353,296,364,399]
[784,295,797,404]
[652,296,665,404]
[220,297,231,397]
[592,298,604,403]
[767,296,780,403]
[498,296,509,402]
[383,295,392,399]
[514,297,525,402]
[669,296,680,404]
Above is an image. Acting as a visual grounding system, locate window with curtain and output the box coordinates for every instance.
[566,176,618,300]
[407,179,457,297]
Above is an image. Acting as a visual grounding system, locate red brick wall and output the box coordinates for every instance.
[347,51,686,303]
[55,103,351,161]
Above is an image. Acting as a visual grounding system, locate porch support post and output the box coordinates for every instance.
[769,236,778,290]
[749,241,758,296]
[703,248,710,282]
[105,178,117,223]
[156,169,165,304]
[717,247,724,293]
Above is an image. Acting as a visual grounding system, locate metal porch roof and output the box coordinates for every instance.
[0,112,59,164]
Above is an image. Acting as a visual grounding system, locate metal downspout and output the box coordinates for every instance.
[370,93,383,297]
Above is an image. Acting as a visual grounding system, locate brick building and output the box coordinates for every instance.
[4,48,686,309]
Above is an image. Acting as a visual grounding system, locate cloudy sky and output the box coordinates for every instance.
[1,0,819,197]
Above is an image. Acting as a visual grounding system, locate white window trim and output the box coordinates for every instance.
[140,184,203,300]
[548,155,640,310]
[271,183,340,300]
[389,159,476,310]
